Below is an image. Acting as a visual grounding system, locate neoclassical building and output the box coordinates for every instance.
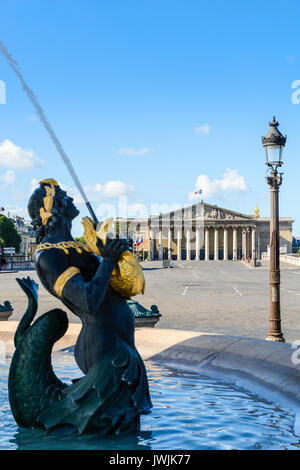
[123,202,294,261]
[11,215,37,257]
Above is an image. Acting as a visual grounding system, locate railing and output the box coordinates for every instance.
[0,260,35,271]
[280,254,300,266]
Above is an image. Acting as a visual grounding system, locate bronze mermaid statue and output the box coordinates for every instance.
[8,178,152,435]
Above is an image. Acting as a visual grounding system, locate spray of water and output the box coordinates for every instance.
[0,39,98,224]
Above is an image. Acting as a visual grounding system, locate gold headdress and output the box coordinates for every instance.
[39,179,59,226]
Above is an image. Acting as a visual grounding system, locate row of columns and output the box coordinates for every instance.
[178,227,202,261]
[150,226,257,261]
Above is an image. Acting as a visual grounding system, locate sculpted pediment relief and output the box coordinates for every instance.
[149,204,252,224]
[204,207,251,220]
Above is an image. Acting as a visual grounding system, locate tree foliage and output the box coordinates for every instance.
[0,215,22,252]
[74,236,85,244]
[114,221,135,239]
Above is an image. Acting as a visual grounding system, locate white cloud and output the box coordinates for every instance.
[0,169,15,185]
[128,203,149,218]
[188,169,247,201]
[59,183,83,204]
[28,178,135,207]
[100,181,134,198]
[4,205,29,219]
[0,139,44,170]
[117,147,150,156]
[194,124,211,136]
[82,181,134,202]
[30,178,39,194]
[58,180,135,204]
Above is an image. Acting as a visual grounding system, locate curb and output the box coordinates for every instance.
[0,270,19,274]
[239,260,258,269]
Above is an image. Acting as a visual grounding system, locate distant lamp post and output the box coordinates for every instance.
[262,116,286,342]
[0,208,4,258]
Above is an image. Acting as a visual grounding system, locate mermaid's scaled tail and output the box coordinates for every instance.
[8,277,151,434]
[14,277,39,347]
[8,277,69,428]
[39,339,152,434]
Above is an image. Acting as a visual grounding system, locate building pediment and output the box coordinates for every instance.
[204,204,252,221]
[166,202,253,222]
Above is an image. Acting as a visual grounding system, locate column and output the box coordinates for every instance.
[214,227,219,261]
[251,227,256,260]
[149,229,154,261]
[205,228,209,260]
[168,228,172,259]
[242,229,247,260]
[158,229,163,261]
[223,227,228,260]
[257,234,261,260]
[177,228,182,260]
[186,228,191,260]
[195,228,201,261]
[233,227,237,260]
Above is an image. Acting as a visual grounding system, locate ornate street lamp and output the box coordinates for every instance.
[262,116,286,342]
[0,208,4,260]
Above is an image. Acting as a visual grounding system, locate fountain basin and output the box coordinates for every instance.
[1,324,300,404]
[1,323,300,449]
[0,301,13,321]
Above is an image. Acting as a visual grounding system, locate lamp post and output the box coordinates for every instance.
[262,116,286,342]
[0,207,4,263]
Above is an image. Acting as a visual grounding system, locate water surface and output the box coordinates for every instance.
[0,353,299,450]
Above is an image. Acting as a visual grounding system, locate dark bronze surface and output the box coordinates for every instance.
[8,180,152,434]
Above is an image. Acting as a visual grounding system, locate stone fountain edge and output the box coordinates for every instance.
[1,323,300,410]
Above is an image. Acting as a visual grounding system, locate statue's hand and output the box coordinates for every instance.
[96,236,129,263]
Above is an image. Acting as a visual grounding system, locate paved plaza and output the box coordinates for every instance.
[1,260,300,344]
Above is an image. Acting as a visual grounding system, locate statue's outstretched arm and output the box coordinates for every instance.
[36,237,128,316]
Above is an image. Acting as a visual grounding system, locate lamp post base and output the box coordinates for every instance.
[265,335,285,342]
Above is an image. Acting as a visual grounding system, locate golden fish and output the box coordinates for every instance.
[82,217,145,299]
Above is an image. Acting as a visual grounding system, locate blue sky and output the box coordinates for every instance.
[0,0,299,236]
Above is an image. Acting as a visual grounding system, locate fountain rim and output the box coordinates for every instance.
[1,322,300,424]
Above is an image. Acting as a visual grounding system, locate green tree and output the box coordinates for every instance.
[0,215,21,253]
[74,236,85,244]
[114,220,136,239]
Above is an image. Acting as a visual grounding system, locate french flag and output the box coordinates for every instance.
[133,236,139,246]
[138,235,143,245]
[194,189,202,195]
